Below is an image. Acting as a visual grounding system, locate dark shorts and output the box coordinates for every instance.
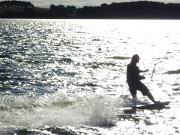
[128,81,151,97]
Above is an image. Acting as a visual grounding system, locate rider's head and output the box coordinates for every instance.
[131,54,139,64]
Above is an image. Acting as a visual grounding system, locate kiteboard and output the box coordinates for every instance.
[123,101,170,114]
[134,101,170,110]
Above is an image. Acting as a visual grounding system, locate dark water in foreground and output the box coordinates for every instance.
[0,19,180,134]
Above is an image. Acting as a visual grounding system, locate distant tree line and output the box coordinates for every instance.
[49,1,180,18]
[50,4,77,18]
[1,1,180,18]
[0,1,49,18]
[0,0,34,8]
[76,1,180,18]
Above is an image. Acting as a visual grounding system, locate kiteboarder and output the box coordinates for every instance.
[127,54,158,103]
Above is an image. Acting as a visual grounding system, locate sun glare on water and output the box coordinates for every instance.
[0,19,180,134]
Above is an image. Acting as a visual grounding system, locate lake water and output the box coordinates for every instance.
[0,19,180,134]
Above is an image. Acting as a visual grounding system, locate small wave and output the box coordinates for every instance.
[107,56,131,60]
[58,58,74,64]
[75,83,100,87]
[0,76,27,81]
[173,88,180,91]
[165,69,180,74]
[55,69,77,77]
[117,114,140,122]
[87,62,116,69]
[15,126,77,135]
[0,54,11,58]
[92,38,101,41]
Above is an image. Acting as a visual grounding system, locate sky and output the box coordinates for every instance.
[2,0,180,8]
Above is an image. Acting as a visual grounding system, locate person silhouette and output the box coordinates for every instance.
[127,54,158,103]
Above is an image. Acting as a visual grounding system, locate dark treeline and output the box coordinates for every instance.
[50,4,77,18]
[0,1,49,18]
[0,1,34,8]
[1,1,180,18]
[76,1,180,18]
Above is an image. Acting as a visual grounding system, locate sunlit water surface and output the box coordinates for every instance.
[0,19,180,134]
